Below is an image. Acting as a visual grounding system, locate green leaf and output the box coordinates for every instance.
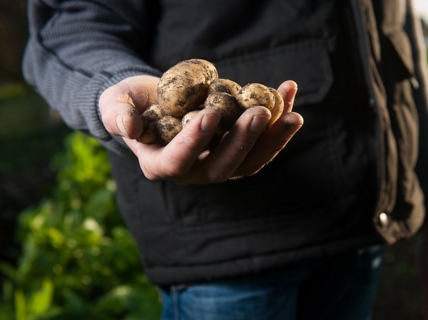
[83,188,114,223]
[47,228,65,249]
[14,290,27,320]
[95,285,131,314]
[31,307,63,320]
[28,278,54,315]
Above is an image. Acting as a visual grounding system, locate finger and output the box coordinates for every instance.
[130,108,222,181]
[99,76,159,139]
[101,100,143,139]
[277,80,298,114]
[232,111,304,177]
[119,76,159,111]
[100,87,144,139]
[173,106,272,185]
[229,80,301,177]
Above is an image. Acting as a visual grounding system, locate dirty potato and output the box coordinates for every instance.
[184,59,219,84]
[208,78,242,96]
[137,58,290,146]
[157,59,218,117]
[137,102,164,144]
[154,116,183,146]
[204,92,244,131]
[267,87,284,126]
[236,83,275,111]
[181,110,201,128]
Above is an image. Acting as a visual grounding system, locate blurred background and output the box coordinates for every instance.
[0,1,427,319]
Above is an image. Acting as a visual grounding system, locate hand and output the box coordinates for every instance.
[99,75,303,185]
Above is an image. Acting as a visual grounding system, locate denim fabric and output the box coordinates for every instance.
[160,245,385,320]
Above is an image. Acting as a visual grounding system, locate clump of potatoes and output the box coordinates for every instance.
[137,58,284,146]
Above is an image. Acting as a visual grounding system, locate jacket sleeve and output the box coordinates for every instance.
[405,0,428,211]
[22,0,162,155]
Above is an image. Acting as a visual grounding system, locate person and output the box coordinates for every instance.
[23,0,428,319]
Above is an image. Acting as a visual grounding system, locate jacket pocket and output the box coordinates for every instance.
[214,39,334,107]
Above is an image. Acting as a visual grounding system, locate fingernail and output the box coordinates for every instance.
[201,113,221,132]
[250,116,269,134]
[116,115,129,137]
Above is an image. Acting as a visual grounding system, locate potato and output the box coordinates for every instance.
[185,59,219,84]
[236,83,275,111]
[157,59,218,117]
[204,92,244,132]
[137,102,164,144]
[208,78,242,96]
[137,58,291,147]
[154,116,183,146]
[267,87,284,126]
[181,110,201,128]
[181,109,224,149]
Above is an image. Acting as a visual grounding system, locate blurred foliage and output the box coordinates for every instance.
[0,132,162,320]
[0,85,69,265]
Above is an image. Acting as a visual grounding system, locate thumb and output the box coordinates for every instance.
[99,88,143,139]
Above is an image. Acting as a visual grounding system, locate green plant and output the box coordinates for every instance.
[0,132,162,320]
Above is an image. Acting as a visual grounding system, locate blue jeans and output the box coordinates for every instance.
[160,245,385,320]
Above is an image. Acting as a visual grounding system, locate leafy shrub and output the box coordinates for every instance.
[0,132,162,320]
